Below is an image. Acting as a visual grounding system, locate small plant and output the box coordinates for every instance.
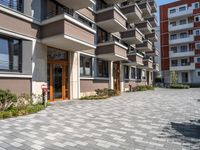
[0,89,17,111]
[132,85,155,92]
[170,71,178,85]
[169,84,190,89]
[81,88,118,100]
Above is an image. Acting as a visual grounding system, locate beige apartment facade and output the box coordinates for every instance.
[0,0,158,102]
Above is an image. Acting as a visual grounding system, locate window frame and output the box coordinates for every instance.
[131,67,136,79]
[96,59,109,78]
[80,55,93,77]
[0,35,22,72]
[169,8,176,14]
[124,66,129,79]
[179,6,186,12]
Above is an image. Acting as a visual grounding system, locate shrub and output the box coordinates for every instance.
[0,104,45,120]
[95,88,117,97]
[0,89,17,111]
[14,94,33,108]
[132,86,155,92]
[169,84,190,89]
[81,88,118,100]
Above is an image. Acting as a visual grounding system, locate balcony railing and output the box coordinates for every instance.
[0,0,23,12]
[169,22,194,32]
[44,10,95,29]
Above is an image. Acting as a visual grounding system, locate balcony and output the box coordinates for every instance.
[41,13,96,51]
[168,7,193,19]
[168,23,194,32]
[169,35,194,45]
[120,28,144,45]
[170,63,195,71]
[96,6,127,33]
[145,32,158,42]
[55,0,91,10]
[138,2,152,18]
[149,0,157,13]
[169,50,195,58]
[104,0,127,4]
[142,59,153,70]
[146,47,159,56]
[135,21,152,34]
[124,52,144,66]
[96,41,128,61]
[136,40,153,52]
[144,15,158,27]
[153,63,159,72]
[120,3,143,23]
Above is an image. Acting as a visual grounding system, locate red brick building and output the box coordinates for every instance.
[160,0,200,84]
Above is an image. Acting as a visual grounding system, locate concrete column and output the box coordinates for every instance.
[69,51,80,99]
[120,63,124,92]
[31,41,47,103]
[109,61,114,89]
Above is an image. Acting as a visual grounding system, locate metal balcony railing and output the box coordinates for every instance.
[0,0,23,12]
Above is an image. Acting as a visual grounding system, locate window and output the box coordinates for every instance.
[170,34,177,40]
[181,59,188,66]
[97,59,108,77]
[136,68,141,79]
[80,55,92,77]
[180,32,187,38]
[171,47,177,53]
[193,2,199,9]
[170,9,176,14]
[131,67,136,79]
[196,43,200,49]
[142,70,146,80]
[124,66,129,79]
[197,58,200,63]
[171,60,178,66]
[179,19,187,25]
[195,16,200,22]
[0,36,22,72]
[0,0,23,12]
[170,21,176,26]
[195,29,200,36]
[198,72,200,77]
[179,6,186,12]
[180,45,187,52]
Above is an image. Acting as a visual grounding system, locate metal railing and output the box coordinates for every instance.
[0,0,23,12]
[44,10,95,29]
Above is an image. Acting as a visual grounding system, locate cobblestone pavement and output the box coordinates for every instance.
[0,88,200,150]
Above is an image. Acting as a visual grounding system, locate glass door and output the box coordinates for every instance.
[53,64,63,99]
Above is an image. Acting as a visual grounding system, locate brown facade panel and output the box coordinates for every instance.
[195,35,200,41]
[0,11,40,38]
[64,20,95,45]
[80,79,109,92]
[196,63,200,69]
[0,78,31,96]
[161,33,169,46]
[161,58,169,71]
[41,20,64,38]
[78,8,95,21]
[161,46,169,58]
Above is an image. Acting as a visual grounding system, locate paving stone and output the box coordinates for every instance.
[0,88,200,150]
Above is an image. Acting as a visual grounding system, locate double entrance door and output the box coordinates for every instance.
[47,61,69,101]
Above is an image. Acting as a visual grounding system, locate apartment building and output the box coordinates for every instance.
[0,0,158,102]
[160,0,200,84]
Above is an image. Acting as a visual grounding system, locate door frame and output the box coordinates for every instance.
[48,60,69,102]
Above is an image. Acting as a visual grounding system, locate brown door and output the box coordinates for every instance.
[113,62,121,93]
[47,61,69,102]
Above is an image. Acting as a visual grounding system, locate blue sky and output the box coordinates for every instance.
[156,0,175,24]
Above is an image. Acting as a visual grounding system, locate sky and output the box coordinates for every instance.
[156,0,176,24]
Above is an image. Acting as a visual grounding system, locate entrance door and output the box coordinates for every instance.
[182,72,188,83]
[113,62,120,93]
[48,62,68,101]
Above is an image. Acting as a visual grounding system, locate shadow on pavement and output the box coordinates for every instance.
[162,120,200,149]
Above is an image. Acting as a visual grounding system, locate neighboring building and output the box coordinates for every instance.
[160,0,200,84]
[0,0,158,102]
